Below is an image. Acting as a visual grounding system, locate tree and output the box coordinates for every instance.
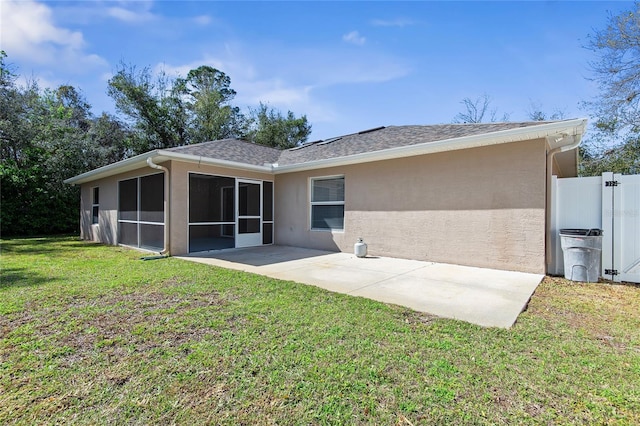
[1,52,130,236]
[88,113,133,165]
[108,64,250,150]
[453,94,510,123]
[1,51,39,166]
[1,52,314,235]
[586,4,640,133]
[581,3,640,175]
[526,101,566,121]
[175,66,246,143]
[108,64,188,152]
[580,131,640,176]
[245,103,311,149]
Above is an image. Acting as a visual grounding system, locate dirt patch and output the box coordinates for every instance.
[3,282,226,367]
[529,277,640,354]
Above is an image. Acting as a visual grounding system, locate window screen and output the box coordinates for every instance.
[118,174,164,251]
[311,177,345,231]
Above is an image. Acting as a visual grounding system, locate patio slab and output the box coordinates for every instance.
[177,245,544,328]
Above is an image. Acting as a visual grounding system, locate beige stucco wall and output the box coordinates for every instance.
[79,138,548,273]
[274,138,548,273]
[79,160,273,255]
[79,166,170,246]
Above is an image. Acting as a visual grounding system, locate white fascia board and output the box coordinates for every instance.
[272,118,588,174]
[64,150,274,185]
[64,151,160,185]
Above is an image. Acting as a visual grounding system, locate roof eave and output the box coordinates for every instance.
[64,150,274,185]
[273,118,588,174]
[65,119,588,183]
[156,150,274,174]
[64,151,160,185]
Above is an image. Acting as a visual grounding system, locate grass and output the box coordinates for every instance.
[1,236,639,425]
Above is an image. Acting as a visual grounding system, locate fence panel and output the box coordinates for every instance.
[614,174,640,283]
[551,172,639,283]
[550,175,602,276]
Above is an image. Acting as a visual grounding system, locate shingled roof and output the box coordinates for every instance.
[165,121,562,167]
[277,122,550,166]
[165,138,281,166]
[65,119,588,184]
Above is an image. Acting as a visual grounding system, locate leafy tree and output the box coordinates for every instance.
[1,53,130,236]
[175,66,246,143]
[586,4,640,133]
[453,94,510,123]
[0,50,13,87]
[108,64,188,151]
[245,102,311,149]
[89,113,133,164]
[581,3,640,175]
[108,64,251,150]
[1,52,313,236]
[580,132,640,176]
[107,63,311,150]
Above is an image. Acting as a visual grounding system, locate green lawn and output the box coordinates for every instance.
[1,237,639,425]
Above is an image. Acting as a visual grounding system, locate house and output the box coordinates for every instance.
[65,119,587,274]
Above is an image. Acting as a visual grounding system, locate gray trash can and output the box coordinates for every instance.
[559,229,603,282]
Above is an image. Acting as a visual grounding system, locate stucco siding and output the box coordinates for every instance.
[77,138,548,273]
[79,160,273,255]
[78,165,171,248]
[274,139,547,273]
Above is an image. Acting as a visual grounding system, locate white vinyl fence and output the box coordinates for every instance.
[550,173,640,283]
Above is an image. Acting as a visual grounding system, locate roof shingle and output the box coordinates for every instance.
[165,139,281,166]
[165,121,564,167]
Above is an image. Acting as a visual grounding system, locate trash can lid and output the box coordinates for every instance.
[560,228,603,236]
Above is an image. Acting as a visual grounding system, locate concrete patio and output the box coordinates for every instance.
[176,245,544,328]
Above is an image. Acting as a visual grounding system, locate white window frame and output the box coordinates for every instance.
[310,175,345,232]
[91,187,99,225]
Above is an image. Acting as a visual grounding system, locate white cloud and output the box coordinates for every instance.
[0,0,106,70]
[155,53,335,123]
[193,15,212,26]
[107,5,156,23]
[107,7,148,23]
[371,18,415,27]
[241,81,312,105]
[2,0,83,55]
[103,0,156,23]
[342,30,366,46]
[152,40,410,127]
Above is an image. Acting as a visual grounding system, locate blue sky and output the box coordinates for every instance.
[1,1,633,140]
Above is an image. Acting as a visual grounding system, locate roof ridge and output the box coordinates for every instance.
[385,120,572,128]
[165,138,283,153]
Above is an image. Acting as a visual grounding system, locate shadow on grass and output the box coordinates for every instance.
[0,267,56,289]
[0,237,105,255]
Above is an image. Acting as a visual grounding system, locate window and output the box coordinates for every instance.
[118,173,165,251]
[91,187,99,225]
[311,176,344,231]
